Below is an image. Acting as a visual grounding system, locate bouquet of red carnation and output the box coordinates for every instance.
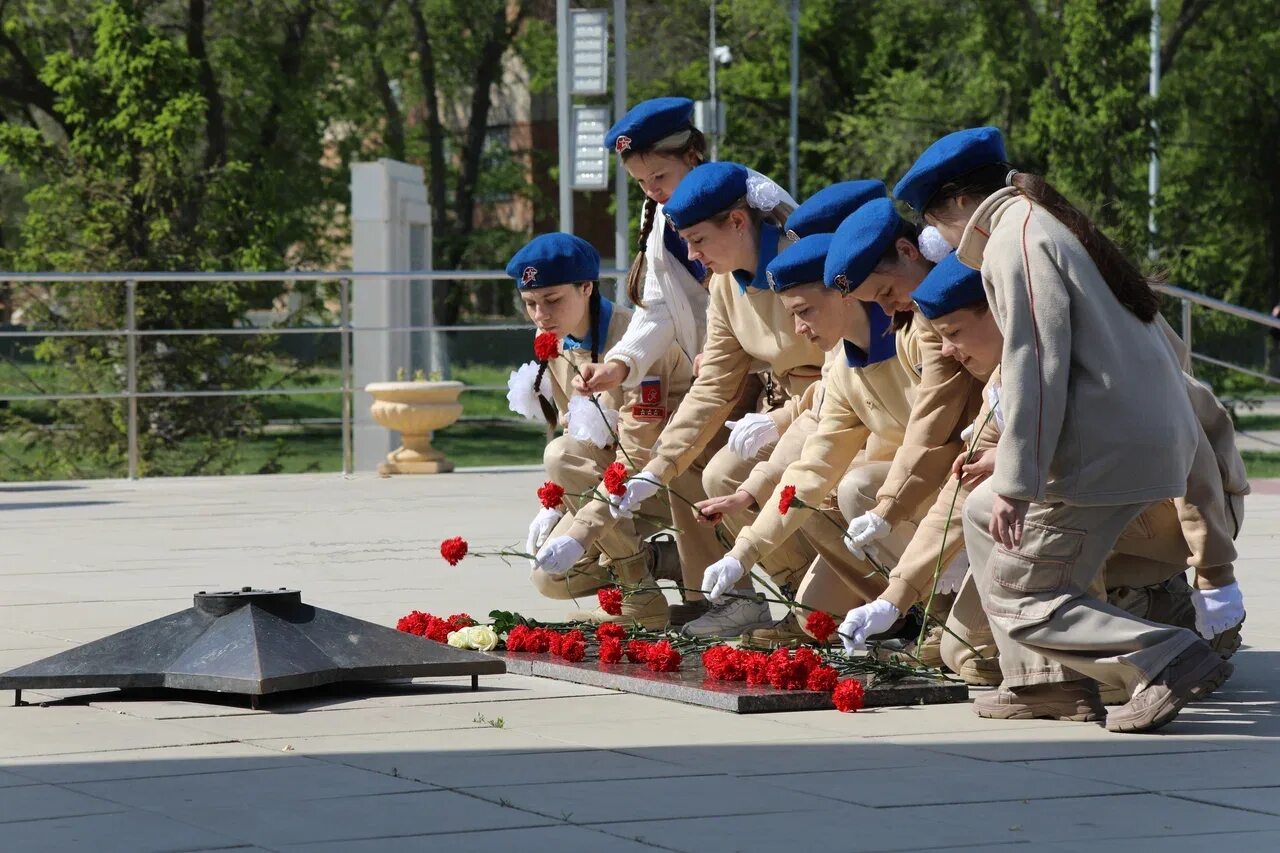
[743,651,771,686]
[625,639,652,663]
[595,622,627,642]
[765,647,822,691]
[702,645,749,682]
[396,611,475,643]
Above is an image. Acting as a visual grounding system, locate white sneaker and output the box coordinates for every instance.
[680,597,772,638]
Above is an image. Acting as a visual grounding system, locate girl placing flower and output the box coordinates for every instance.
[506,232,719,629]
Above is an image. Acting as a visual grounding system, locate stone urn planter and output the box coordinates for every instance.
[365,381,464,475]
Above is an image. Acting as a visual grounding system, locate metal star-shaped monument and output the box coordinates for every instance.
[0,588,504,708]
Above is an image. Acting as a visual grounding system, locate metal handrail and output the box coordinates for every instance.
[2,271,1275,482]
[0,270,626,480]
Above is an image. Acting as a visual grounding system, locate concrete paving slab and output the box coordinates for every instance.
[1170,788,1280,817]
[1020,747,1280,792]
[1050,831,1280,853]
[0,810,252,853]
[287,824,663,853]
[67,762,433,810]
[611,740,943,777]
[0,783,122,823]
[163,789,556,847]
[916,792,1280,844]
[0,741,308,784]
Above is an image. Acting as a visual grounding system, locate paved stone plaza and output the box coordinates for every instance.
[1,471,1278,852]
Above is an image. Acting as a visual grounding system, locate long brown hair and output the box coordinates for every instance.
[621,128,707,306]
[926,164,1160,322]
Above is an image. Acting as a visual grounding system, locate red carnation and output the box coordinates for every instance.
[625,640,652,663]
[766,648,809,691]
[832,678,866,713]
[560,640,587,662]
[595,623,626,643]
[446,613,475,632]
[537,481,566,510]
[525,628,554,654]
[599,637,623,664]
[396,610,430,636]
[743,651,771,685]
[702,645,747,682]
[793,647,822,676]
[804,610,837,644]
[505,624,531,651]
[534,331,560,362]
[645,639,682,673]
[440,537,469,566]
[597,587,623,616]
[424,616,451,643]
[806,665,839,693]
[602,462,629,497]
[778,485,798,515]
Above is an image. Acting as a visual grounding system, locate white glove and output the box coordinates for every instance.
[610,471,661,519]
[960,423,975,444]
[838,599,901,654]
[534,535,585,577]
[726,413,779,460]
[1191,582,1245,639]
[701,556,745,604]
[844,511,890,560]
[525,506,564,557]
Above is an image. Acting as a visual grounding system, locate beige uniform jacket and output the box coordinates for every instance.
[544,300,695,540]
[871,314,982,525]
[957,186,1199,505]
[643,270,825,486]
[728,319,959,569]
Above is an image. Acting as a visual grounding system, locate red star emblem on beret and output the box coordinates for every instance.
[614,135,632,154]
[521,266,538,285]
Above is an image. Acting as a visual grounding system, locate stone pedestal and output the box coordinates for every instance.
[366,380,464,475]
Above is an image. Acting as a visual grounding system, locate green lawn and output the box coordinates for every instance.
[1243,451,1280,479]
[1236,413,1280,432]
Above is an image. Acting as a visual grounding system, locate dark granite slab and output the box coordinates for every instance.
[495,651,966,713]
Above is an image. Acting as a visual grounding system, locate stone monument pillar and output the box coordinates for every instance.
[350,159,435,472]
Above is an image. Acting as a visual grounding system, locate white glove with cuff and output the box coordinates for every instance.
[838,599,901,654]
[1191,582,1245,639]
[726,413,779,460]
[526,506,564,560]
[844,511,890,560]
[534,535,585,577]
[610,471,661,519]
[701,556,746,604]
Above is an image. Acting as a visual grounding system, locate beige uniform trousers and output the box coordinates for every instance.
[943,496,1195,675]
[961,479,1200,691]
[793,461,936,616]
[698,379,821,593]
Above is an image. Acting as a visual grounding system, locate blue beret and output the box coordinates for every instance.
[894,126,1007,213]
[911,252,987,319]
[766,233,833,292]
[784,180,886,239]
[665,161,749,229]
[506,232,600,289]
[605,97,695,155]
[823,197,902,293]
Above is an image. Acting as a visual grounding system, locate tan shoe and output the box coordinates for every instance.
[917,623,945,668]
[1105,641,1233,733]
[740,612,812,650]
[972,680,1104,722]
[568,551,669,631]
[957,654,1004,687]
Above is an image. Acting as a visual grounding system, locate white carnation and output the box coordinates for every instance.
[566,394,619,449]
[506,360,552,422]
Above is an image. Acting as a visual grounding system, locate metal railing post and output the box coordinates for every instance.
[339,277,353,476]
[125,279,139,480]
[1181,298,1192,349]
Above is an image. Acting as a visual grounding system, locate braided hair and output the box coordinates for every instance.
[531,281,603,430]
[621,127,707,306]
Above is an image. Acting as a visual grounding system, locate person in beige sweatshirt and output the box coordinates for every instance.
[609,161,827,638]
[503,233,721,630]
[898,126,1231,733]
